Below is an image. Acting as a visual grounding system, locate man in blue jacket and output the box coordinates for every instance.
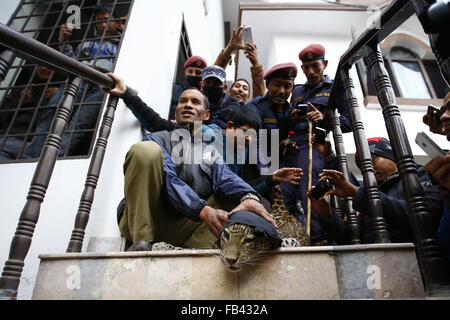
[106,76,276,251]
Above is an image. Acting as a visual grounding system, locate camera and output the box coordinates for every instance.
[293,103,309,116]
[310,178,334,199]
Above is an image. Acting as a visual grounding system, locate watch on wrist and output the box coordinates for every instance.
[240,193,260,203]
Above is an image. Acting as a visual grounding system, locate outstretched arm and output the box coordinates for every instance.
[105,73,175,132]
[244,43,266,98]
[214,26,246,69]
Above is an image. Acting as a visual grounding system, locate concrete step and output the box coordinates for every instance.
[86,237,127,253]
[32,243,427,300]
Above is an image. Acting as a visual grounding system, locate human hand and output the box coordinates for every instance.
[273,167,303,185]
[119,15,127,30]
[105,72,127,96]
[424,154,450,191]
[44,87,58,100]
[231,198,278,230]
[290,108,308,124]
[244,43,259,66]
[312,135,333,158]
[228,25,246,52]
[58,23,73,42]
[307,190,333,219]
[319,169,359,198]
[280,138,299,155]
[306,102,324,122]
[20,87,33,104]
[199,205,231,237]
[423,109,444,135]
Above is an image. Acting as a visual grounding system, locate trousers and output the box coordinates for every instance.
[119,141,229,249]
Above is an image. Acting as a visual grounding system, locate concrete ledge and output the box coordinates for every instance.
[38,243,417,260]
[32,243,425,300]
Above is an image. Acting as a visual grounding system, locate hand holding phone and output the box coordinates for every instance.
[423,104,444,135]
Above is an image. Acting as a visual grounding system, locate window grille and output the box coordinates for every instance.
[0,0,133,163]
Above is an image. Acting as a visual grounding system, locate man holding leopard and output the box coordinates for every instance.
[106,75,278,252]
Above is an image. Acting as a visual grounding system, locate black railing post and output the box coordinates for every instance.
[67,95,119,253]
[329,107,360,244]
[0,77,82,300]
[340,67,390,244]
[366,43,450,295]
[0,47,15,81]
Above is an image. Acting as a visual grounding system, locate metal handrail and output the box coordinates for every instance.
[0,21,129,300]
[0,23,137,95]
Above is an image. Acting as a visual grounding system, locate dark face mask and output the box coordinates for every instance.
[202,86,224,104]
[186,76,202,89]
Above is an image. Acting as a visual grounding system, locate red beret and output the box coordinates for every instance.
[298,44,325,62]
[264,62,297,80]
[184,56,207,69]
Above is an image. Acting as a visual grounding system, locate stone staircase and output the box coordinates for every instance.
[32,239,427,300]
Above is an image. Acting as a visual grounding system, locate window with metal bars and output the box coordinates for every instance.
[0,0,133,163]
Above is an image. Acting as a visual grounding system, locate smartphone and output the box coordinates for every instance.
[427,104,440,115]
[313,127,327,145]
[427,104,442,129]
[415,131,446,159]
[242,26,253,44]
[293,103,309,116]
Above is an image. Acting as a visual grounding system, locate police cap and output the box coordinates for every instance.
[184,56,207,69]
[298,44,325,62]
[263,62,297,81]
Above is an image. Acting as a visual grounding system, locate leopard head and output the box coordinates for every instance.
[217,223,272,272]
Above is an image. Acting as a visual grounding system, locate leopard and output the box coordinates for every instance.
[151,186,310,273]
[217,185,310,272]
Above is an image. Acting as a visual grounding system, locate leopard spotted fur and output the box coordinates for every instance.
[270,185,310,246]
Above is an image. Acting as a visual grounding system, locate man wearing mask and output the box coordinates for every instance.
[200,65,238,128]
[168,56,207,120]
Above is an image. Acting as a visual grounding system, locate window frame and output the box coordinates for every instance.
[386,47,438,99]
[358,33,447,107]
[0,0,134,164]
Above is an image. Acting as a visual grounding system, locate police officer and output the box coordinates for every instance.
[281,44,352,245]
[168,55,207,120]
[247,62,298,153]
[291,44,351,131]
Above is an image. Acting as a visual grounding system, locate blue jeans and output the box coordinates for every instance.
[24,82,105,158]
[0,137,26,160]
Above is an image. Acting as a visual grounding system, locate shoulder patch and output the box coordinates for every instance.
[264,118,278,124]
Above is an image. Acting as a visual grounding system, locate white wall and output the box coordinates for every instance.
[0,0,225,300]
[0,0,20,24]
